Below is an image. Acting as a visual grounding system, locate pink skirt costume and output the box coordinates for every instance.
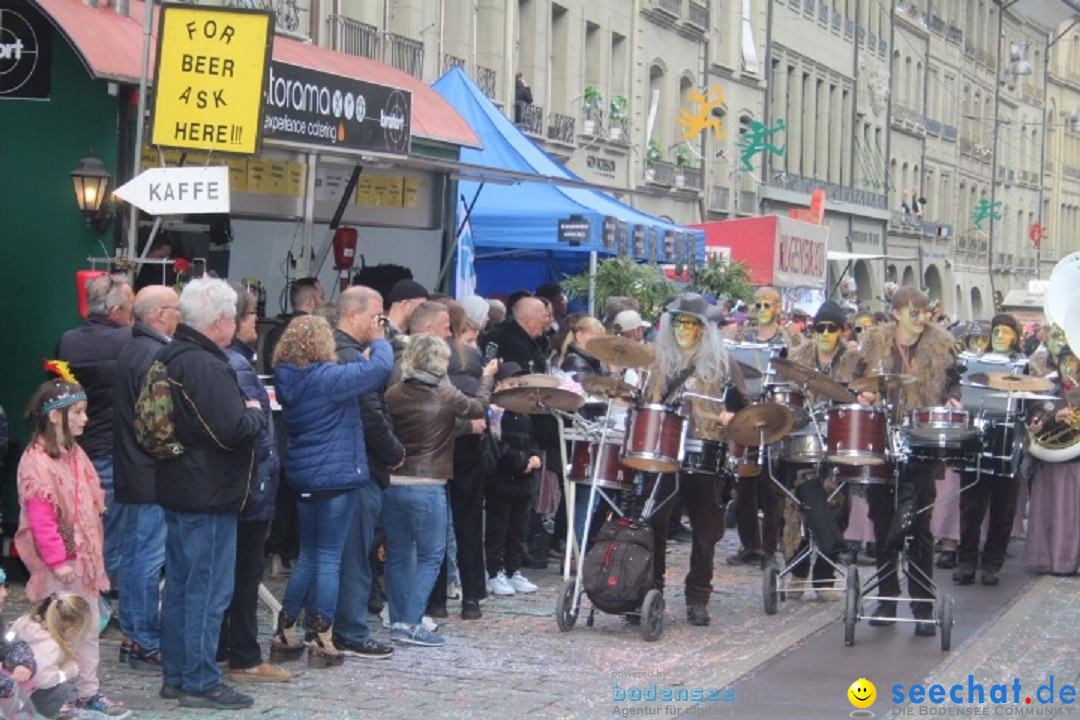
[14,441,108,698]
[1024,460,1080,575]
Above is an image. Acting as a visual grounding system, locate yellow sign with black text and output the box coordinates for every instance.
[150,5,273,155]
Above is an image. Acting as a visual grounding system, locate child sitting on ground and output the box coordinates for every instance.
[12,593,91,719]
[0,566,37,718]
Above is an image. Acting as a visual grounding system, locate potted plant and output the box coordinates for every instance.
[645,139,662,181]
[674,144,692,187]
[609,95,629,141]
[582,86,603,135]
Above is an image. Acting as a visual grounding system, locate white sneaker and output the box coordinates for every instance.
[487,570,516,596]
[383,607,438,632]
[421,615,439,632]
[380,606,391,629]
[508,571,538,594]
[446,581,462,600]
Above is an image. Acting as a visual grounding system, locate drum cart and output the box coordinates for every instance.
[837,393,957,652]
[556,397,683,642]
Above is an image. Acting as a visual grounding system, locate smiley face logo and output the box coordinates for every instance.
[848,678,876,709]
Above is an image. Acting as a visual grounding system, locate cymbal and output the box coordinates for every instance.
[736,361,763,380]
[491,386,585,414]
[580,375,636,400]
[585,336,654,368]
[770,357,856,404]
[980,372,1054,393]
[849,373,917,393]
[725,403,794,446]
[515,374,560,388]
[986,391,1059,401]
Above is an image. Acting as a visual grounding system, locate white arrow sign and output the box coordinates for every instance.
[114,166,231,215]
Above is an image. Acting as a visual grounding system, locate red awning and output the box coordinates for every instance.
[33,0,480,149]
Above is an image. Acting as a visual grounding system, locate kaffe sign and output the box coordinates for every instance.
[262,61,412,154]
[0,4,52,99]
[151,5,273,154]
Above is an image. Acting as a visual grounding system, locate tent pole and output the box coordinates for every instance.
[588,250,597,317]
[436,183,486,287]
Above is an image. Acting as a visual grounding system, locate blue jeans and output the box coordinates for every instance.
[91,456,128,591]
[161,511,237,693]
[282,490,356,623]
[383,484,447,626]
[118,503,166,649]
[334,483,382,644]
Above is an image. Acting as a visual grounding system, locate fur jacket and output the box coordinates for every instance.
[858,322,960,409]
[788,341,866,404]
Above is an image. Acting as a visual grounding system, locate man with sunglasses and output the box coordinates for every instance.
[856,286,961,637]
[729,287,801,567]
[780,302,866,599]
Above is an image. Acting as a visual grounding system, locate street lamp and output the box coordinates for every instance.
[70,153,113,232]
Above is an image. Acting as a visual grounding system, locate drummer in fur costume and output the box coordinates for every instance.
[856,286,961,637]
[780,301,865,598]
[640,294,749,627]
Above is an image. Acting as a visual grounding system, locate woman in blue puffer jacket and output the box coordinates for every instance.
[271,315,392,667]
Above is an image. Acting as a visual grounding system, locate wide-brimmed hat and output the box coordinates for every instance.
[666,293,728,325]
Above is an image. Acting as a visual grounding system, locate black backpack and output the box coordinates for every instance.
[582,518,655,614]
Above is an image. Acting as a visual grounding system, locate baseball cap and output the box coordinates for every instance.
[387,279,429,305]
[613,310,650,332]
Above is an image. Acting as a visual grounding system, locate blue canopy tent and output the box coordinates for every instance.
[432,67,705,297]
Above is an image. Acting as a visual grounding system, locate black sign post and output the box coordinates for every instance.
[263,61,412,154]
[557,215,591,246]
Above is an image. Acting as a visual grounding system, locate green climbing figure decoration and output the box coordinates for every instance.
[972,198,1003,230]
[737,119,786,171]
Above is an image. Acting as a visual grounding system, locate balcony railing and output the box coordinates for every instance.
[770,173,888,209]
[689,1,708,28]
[845,19,854,38]
[385,33,424,78]
[946,25,963,44]
[868,33,877,52]
[925,118,942,135]
[943,124,958,141]
[516,102,544,137]
[679,167,704,190]
[928,13,945,34]
[442,53,465,75]
[648,161,678,185]
[832,9,842,29]
[228,0,307,34]
[327,15,379,59]
[818,1,828,23]
[476,65,497,100]
[653,0,681,16]
[546,113,576,144]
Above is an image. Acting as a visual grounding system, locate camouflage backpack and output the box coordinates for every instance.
[134,359,185,459]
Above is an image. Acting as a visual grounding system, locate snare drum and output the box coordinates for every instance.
[780,433,825,463]
[826,405,887,465]
[568,433,633,491]
[728,443,762,477]
[622,404,686,473]
[904,406,980,461]
[832,461,895,485]
[681,437,726,475]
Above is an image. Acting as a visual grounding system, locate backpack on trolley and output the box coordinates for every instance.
[582,518,655,614]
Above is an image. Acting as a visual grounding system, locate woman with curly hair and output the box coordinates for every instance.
[271,315,392,667]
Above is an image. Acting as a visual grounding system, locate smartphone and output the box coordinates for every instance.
[484,342,499,362]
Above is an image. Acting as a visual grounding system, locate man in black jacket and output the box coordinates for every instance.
[332,286,402,659]
[481,296,548,372]
[113,285,180,671]
[156,279,266,710]
[57,273,134,592]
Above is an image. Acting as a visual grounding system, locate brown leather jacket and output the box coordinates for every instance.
[386,371,494,479]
